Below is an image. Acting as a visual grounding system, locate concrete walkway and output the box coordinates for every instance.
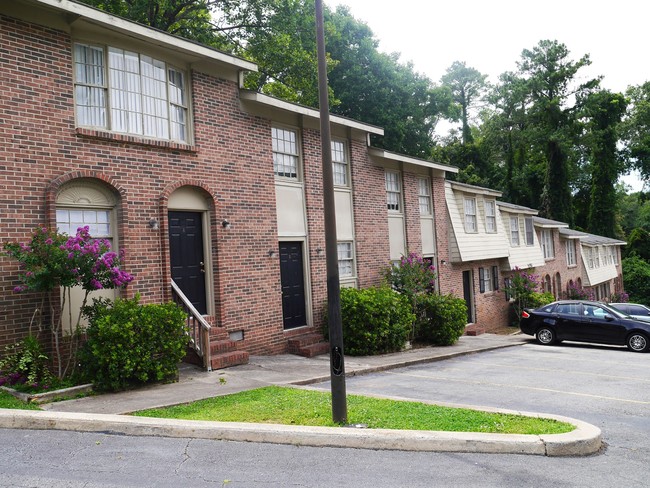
[1,334,603,456]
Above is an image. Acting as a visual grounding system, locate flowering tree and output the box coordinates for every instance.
[566,282,595,301]
[4,226,133,378]
[383,252,437,300]
[504,268,542,326]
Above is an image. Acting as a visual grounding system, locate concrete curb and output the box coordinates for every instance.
[0,408,601,456]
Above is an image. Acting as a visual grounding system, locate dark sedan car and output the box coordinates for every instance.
[520,300,650,352]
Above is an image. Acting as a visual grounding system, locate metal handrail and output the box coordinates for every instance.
[171,280,212,371]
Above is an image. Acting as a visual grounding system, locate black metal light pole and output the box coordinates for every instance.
[315,0,347,424]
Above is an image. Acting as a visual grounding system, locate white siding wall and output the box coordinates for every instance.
[445,184,509,262]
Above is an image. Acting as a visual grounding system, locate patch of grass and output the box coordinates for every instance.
[0,390,41,410]
[134,386,574,435]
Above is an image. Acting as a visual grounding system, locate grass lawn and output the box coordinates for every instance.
[0,390,41,410]
[134,386,574,435]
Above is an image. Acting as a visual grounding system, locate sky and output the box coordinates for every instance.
[325,0,647,190]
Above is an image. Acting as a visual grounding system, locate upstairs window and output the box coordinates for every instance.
[272,127,299,179]
[331,140,349,186]
[464,197,477,232]
[386,171,401,212]
[418,178,432,215]
[485,200,496,233]
[525,217,534,246]
[566,239,576,266]
[510,216,520,246]
[542,229,554,259]
[74,43,188,142]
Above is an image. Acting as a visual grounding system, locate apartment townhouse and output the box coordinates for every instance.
[442,182,625,331]
[0,0,462,368]
[0,0,626,368]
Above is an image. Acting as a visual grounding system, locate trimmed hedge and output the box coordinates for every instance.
[415,293,467,346]
[79,296,188,391]
[335,286,415,356]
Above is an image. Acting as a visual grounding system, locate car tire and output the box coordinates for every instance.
[626,332,649,353]
[536,327,556,345]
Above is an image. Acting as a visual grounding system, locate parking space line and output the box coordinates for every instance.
[456,361,650,383]
[383,371,650,405]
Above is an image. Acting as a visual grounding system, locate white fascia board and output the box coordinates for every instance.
[368,148,459,175]
[240,91,384,135]
[28,0,257,71]
[448,181,501,197]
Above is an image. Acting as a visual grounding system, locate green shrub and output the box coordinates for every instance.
[529,291,556,308]
[415,294,467,346]
[0,336,56,390]
[79,296,188,391]
[335,287,415,356]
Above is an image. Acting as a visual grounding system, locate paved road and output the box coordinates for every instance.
[1,341,648,487]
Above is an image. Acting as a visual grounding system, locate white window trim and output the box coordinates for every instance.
[73,42,190,143]
[418,177,432,216]
[542,229,555,259]
[510,216,520,246]
[463,197,477,233]
[386,171,402,213]
[337,241,355,278]
[272,125,301,180]
[525,217,534,246]
[485,200,496,233]
[331,139,350,187]
[566,239,576,266]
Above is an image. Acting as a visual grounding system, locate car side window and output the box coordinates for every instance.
[557,304,579,315]
[630,305,650,316]
[583,305,608,319]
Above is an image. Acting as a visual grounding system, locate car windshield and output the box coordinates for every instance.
[598,304,628,319]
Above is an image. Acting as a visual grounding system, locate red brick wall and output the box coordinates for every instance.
[350,141,390,288]
[0,15,286,355]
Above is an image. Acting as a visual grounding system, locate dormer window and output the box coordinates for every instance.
[464,197,477,232]
[485,200,496,233]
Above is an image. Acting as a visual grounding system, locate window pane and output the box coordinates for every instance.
[418,178,431,215]
[272,128,299,178]
[331,140,348,186]
[386,172,401,211]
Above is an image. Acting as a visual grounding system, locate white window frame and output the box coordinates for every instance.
[337,241,355,277]
[480,267,493,293]
[418,177,432,215]
[386,171,402,212]
[566,239,576,266]
[542,229,554,259]
[525,217,534,246]
[463,197,477,233]
[485,200,496,233]
[587,248,594,269]
[272,126,300,179]
[331,139,349,187]
[612,247,618,265]
[510,216,520,246]
[73,42,189,143]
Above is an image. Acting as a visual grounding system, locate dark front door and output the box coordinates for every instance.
[463,270,474,323]
[168,211,207,315]
[279,242,307,329]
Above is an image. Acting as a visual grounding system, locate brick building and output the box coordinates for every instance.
[0,0,626,368]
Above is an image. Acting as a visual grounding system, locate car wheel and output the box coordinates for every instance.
[536,327,556,345]
[627,332,649,352]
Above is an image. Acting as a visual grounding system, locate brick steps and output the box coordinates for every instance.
[210,350,249,370]
[288,333,329,358]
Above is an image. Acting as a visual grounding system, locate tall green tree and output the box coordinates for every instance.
[622,82,650,185]
[441,61,488,145]
[580,90,627,237]
[326,7,453,157]
[517,40,600,224]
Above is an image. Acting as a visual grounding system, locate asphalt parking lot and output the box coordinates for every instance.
[315,339,650,486]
